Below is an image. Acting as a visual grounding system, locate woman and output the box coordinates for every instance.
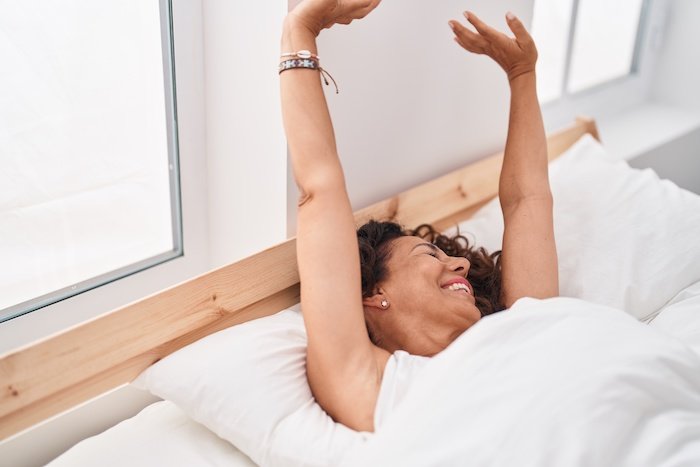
[280,0,557,433]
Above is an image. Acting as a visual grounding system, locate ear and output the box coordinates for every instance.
[363,289,389,310]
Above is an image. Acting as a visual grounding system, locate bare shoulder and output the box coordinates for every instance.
[307,343,391,432]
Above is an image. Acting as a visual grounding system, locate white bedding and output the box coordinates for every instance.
[52,295,700,467]
[48,400,257,467]
[343,297,700,467]
[649,279,700,357]
[49,132,700,466]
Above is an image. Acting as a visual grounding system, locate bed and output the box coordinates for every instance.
[3,118,700,466]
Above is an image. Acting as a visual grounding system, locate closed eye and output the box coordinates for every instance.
[410,242,444,259]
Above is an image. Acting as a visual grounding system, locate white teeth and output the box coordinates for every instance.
[447,283,471,295]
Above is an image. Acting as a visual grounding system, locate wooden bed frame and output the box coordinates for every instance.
[0,117,599,441]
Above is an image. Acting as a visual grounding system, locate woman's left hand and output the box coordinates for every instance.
[288,0,382,37]
[449,11,537,83]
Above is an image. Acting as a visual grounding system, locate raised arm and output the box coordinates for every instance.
[449,11,558,307]
[280,0,386,432]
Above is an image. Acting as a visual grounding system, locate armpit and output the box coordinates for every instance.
[298,190,314,207]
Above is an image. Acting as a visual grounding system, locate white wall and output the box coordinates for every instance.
[204,0,288,267]
[650,0,700,110]
[288,0,534,232]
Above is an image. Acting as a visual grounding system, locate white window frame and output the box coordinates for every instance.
[1,0,185,323]
[0,0,210,353]
[539,0,669,130]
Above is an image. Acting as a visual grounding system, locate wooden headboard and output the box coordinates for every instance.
[0,117,599,440]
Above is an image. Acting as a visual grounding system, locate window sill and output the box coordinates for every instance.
[597,103,700,161]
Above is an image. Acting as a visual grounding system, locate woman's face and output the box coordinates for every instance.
[366,236,482,356]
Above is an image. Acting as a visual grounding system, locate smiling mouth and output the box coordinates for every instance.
[444,282,473,297]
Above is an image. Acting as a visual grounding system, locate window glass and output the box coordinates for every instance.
[0,0,181,321]
[531,0,575,102]
[568,0,645,92]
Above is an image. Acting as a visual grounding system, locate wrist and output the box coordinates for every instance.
[284,13,321,38]
[508,69,536,87]
[281,15,319,55]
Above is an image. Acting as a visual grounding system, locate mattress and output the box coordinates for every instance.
[48,400,257,467]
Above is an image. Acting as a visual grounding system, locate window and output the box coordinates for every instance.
[0,0,181,322]
[532,0,649,103]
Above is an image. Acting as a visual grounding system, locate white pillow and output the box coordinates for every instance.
[133,309,368,467]
[451,134,700,320]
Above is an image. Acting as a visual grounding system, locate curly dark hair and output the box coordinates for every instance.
[357,220,505,319]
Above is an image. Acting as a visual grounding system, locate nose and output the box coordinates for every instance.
[448,256,470,275]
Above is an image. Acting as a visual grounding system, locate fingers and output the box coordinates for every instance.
[352,0,371,16]
[332,0,381,27]
[353,0,382,19]
[505,11,532,43]
[449,20,488,54]
[367,0,383,12]
[464,11,504,42]
[288,0,303,12]
[453,35,482,55]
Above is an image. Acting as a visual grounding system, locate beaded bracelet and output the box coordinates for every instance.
[278,58,339,94]
[278,58,318,73]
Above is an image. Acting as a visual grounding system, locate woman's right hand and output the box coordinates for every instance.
[288,0,382,37]
[449,11,538,83]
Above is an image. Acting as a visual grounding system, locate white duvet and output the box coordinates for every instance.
[343,297,700,467]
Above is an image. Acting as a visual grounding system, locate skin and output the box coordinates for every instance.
[280,0,558,432]
[363,236,480,357]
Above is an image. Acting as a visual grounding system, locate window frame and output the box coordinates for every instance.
[0,0,210,352]
[0,0,185,323]
[539,0,668,129]
[556,0,651,99]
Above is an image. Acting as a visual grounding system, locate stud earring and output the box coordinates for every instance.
[380,299,389,309]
